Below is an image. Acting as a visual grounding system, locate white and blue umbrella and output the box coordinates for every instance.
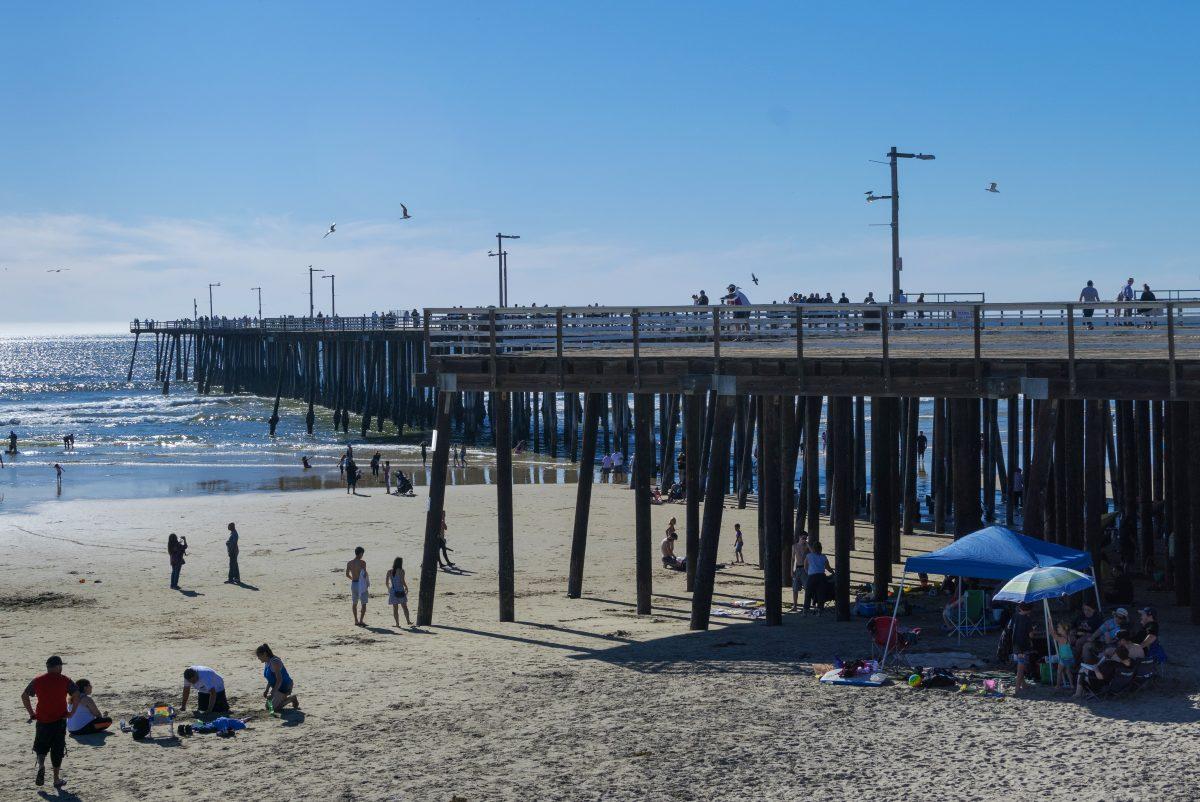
[993,566,1095,603]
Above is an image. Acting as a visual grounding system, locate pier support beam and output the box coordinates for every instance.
[830,396,854,621]
[494,391,515,622]
[1022,400,1058,539]
[633,393,654,615]
[760,396,783,625]
[1084,399,1106,570]
[684,393,702,592]
[871,396,893,600]
[568,394,601,598]
[690,396,736,630]
[416,391,454,627]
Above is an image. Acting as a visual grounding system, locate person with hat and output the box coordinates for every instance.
[722,284,751,333]
[20,655,78,789]
[1082,607,1129,663]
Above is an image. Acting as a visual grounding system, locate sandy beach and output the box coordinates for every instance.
[1,482,1196,801]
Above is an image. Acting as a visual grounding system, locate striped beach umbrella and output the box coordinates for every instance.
[992,566,1095,604]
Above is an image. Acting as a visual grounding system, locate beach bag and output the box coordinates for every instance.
[130,715,151,741]
[922,668,957,688]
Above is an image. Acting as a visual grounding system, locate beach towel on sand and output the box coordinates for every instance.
[819,669,889,687]
[192,717,248,734]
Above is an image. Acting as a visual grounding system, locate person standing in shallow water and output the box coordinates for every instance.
[168,533,188,589]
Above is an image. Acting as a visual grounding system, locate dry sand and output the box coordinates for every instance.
[0,481,1197,801]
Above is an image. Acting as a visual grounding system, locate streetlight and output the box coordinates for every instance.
[495,233,520,306]
[489,250,506,305]
[323,273,336,317]
[308,266,324,317]
[208,282,221,318]
[865,147,935,303]
[251,286,262,319]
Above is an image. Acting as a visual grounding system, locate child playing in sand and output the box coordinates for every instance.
[346,547,369,626]
[733,524,745,564]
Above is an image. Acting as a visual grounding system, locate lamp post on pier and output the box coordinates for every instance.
[865,147,935,303]
[323,273,336,317]
[495,233,520,306]
[308,266,324,317]
[251,287,262,320]
[208,282,221,318]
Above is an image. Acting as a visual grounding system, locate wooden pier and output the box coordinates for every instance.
[131,300,1200,631]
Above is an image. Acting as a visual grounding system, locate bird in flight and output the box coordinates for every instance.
[751,273,760,285]
[46,268,71,273]
[323,223,337,238]
[985,182,999,193]
[400,204,411,220]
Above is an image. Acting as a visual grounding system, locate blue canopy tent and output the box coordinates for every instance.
[881,526,1098,665]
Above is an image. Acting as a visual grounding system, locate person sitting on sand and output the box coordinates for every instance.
[181,665,230,713]
[386,557,413,627]
[1073,644,1133,699]
[651,486,664,505]
[67,678,112,736]
[346,547,369,626]
[1105,630,1145,661]
[1135,607,1166,663]
[661,524,685,571]
[666,481,684,502]
[1082,607,1129,662]
[1069,601,1103,660]
[256,644,298,713]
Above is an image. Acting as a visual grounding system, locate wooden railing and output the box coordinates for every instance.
[129,315,422,333]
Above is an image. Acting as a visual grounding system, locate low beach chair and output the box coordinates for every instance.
[148,703,176,738]
[869,616,918,666]
[1132,658,1159,693]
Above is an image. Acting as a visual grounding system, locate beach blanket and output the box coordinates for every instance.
[819,669,889,687]
[192,717,248,734]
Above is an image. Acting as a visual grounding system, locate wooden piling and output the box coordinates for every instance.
[871,397,892,599]
[633,393,654,615]
[416,391,454,627]
[690,395,736,631]
[567,393,600,598]
[684,393,703,591]
[760,395,783,625]
[494,391,515,622]
[830,396,854,621]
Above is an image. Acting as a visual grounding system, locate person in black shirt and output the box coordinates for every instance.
[915,431,928,468]
[1011,603,1034,695]
[1069,601,1103,659]
[696,290,709,306]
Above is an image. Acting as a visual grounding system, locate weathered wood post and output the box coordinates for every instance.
[831,396,854,621]
[1172,402,1190,607]
[952,397,982,538]
[933,397,947,533]
[690,395,736,630]
[633,393,654,615]
[1188,401,1200,622]
[416,391,454,627]
[803,396,822,539]
[1084,399,1106,570]
[871,396,893,600]
[494,391,515,621]
[1134,400,1153,563]
[684,393,702,592]
[760,395,782,625]
[1005,395,1019,528]
[567,393,600,598]
[1022,400,1059,539]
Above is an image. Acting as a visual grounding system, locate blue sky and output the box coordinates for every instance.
[1,2,1197,326]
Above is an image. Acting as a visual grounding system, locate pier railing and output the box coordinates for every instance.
[130,315,422,333]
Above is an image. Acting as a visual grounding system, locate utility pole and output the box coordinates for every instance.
[496,233,520,306]
[251,286,262,319]
[193,298,198,320]
[324,274,336,317]
[866,148,934,302]
[489,249,506,306]
[308,265,324,317]
[208,282,221,318]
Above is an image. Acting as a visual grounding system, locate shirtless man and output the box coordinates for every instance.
[345,547,369,626]
[661,527,684,571]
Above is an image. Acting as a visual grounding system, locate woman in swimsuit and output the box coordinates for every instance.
[256,644,299,712]
[386,557,413,627]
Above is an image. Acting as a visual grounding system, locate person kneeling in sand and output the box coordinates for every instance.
[661,524,685,571]
[346,547,369,626]
[256,644,299,712]
[181,665,230,714]
[67,678,112,737]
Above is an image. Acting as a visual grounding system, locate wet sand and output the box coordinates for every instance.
[0,481,1195,800]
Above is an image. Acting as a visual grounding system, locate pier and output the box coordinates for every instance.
[131,300,1200,632]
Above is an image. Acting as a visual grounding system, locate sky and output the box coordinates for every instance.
[1,1,1197,329]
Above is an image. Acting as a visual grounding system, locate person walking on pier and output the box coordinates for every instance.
[225,522,241,585]
[1139,283,1157,327]
[1118,277,1135,324]
[1079,280,1100,329]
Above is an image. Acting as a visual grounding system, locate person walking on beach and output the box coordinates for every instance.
[225,522,241,585]
[1079,280,1100,329]
[346,547,369,626]
[420,440,428,466]
[915,430,928,468]
[460,445,469,467]
[437,512,456,569]
[1010,467,1024,510]
[168,533,188,589]
[53,463,64,484]
[181,665,229,713]
[346,458,360,494]
[370,452,381,478]
[386,557,412,626]
[8,430,17,454]
[256,644,299,713]
[802,540,834,614]
[733,523,745,564]
[301,455,311,470]
[22,655,77,789]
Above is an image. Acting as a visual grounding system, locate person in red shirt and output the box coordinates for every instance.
[20,655,78,790]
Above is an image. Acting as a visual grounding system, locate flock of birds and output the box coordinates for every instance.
[322,203,411,240]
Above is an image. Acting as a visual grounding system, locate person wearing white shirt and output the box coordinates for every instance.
[181,665,229,713]
[1079,280,1100,329]
[1119,278,1135,324]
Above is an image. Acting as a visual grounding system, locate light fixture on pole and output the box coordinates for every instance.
[251,286,262,319]
[865,147,935,303]
[208,282,221,318]
[495,233,520,306]
[308,265,324,317]
[488,250,506,306]
[323,273,336,317]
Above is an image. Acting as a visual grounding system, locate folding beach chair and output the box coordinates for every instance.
[1100,665,1138,699]
[945,589,988,637]
[869,616,919,666]
[1132,658,1159,693]
[148,703,176,738]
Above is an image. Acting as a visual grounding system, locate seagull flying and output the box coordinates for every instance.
[323,223,337,238]
[400,203,411,220]
[751,273,759,285]
[46,268,71,273]
[985,182,999,193]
